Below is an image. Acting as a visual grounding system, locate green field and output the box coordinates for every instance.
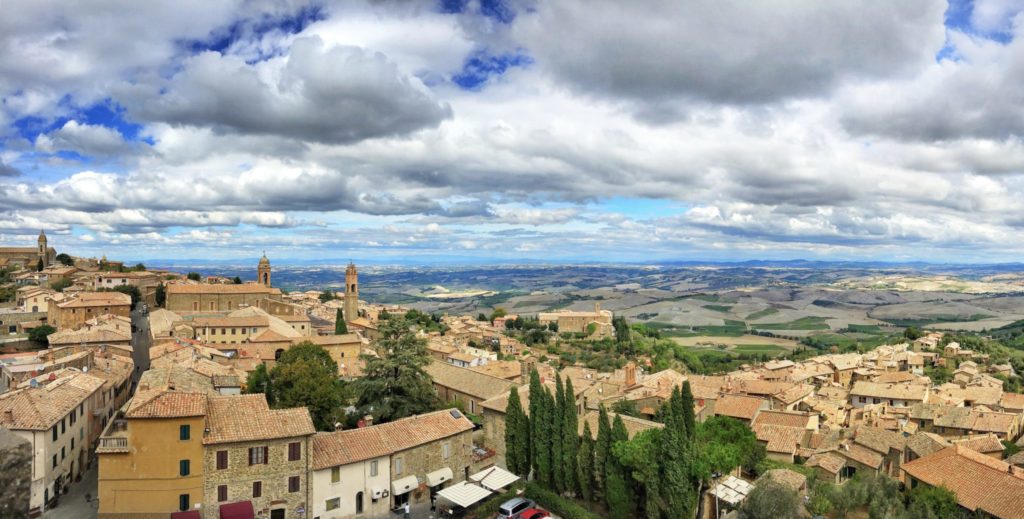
[730,344,787,356]
[702,304,733,313]
[753,316,831,331]
[745,308,779,320]
[881,314,994,327]
[847,324,883,333]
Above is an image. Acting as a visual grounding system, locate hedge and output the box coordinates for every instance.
[523,483,602,519]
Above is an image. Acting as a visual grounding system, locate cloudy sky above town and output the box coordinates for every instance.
[2,0,1024,264]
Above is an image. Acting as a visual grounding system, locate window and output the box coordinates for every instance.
[442,442,451,460]
[370,460,378,477]
[470,400,476,414]
[217,485,228,502]
[180,459,190,476]
[61,446,65,460]
[288,442,301,461]
[61,419,65,434]
[231,328,236,335]
[52,426,57,441]
[249,446,268,465]
[71,438,74,451]
[252,481,262,498]
[216,450,228,470]
[331,467,340,483]
[326,498,341,511]
[52,455,57,469]
[179,494,189,512]
[179,424,190,441]
[394,457,403,475]
[70,411,75,425]
[288,476,300,493]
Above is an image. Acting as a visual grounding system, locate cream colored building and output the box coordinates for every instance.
[538,302,613,338]
[47,291,133,331]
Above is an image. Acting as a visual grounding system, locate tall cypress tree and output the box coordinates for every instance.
[537,387,554,486]
[553,374,565,492]
[563,377,579,495]
[529,369,544,476]
[681,381,696,439]
[505,386,529,476]
[660,389,693,519]
[577,421,595,502]
[594,406,613,496]
[335,308,348,334]
[606,415,632,519]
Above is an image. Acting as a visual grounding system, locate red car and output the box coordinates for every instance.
[519,508,551,519]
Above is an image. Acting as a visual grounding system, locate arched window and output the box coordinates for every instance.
[275,349,284,361]
[355,491,363,514]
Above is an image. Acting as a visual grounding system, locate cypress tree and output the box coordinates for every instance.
[563,377,579,495]
[537,387,555,487]
[505,386,529,476]
[681,381,696,439]
[577,421,595,502]
[335,308,348,334]
[594,406,613,496]
[553,373,565,493]
[606,415,632,519]
[660,390,693,519]
[529,369,544,476]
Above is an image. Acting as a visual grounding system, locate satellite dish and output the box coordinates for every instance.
[30,379,39,388]
[82,366,88,373]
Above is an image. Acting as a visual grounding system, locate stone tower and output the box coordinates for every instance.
[258,253,271,287]
[344,262,358,322]
[37,230,47,266]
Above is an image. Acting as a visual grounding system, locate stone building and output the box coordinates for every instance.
[258,253,272,287]
[344,263,358,325]
[0,230,56,270]
[0,428,31,519]
[0,370,105,515]
[165,283,283,314]
[424,360,519,416]
[47,291,132,331]
[537,302,613,338]
[202,394,315,519]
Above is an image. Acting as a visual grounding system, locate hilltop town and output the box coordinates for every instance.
[2,238,1024,519]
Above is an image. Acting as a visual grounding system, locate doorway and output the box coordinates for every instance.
[270,509,285,519]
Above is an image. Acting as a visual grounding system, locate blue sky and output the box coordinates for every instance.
[2,0,1024,264]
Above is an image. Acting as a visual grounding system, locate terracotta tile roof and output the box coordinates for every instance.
[853,426,906,455]
[203,394,314,444]
[579,411,663,440]
[902,445,1024,519]
[806,452,845,474]
[759,469,806,492]
[753,424,805,454]
[56,291,132,309]
[835,442,884,469]
[470,360,521,380]
[752,410,813,429]
[250,329,293,343]
[952,434,1005,454]
[1001,392,1024,411]
[713,394,765,421]
[850,381,929,401]
[191,316,269,328]
[971,410,1018,434]
[425,360,518,400]
[125,364,217,418]
[311,409,474,470]
[166,283,279,295]
[0,371,105,430]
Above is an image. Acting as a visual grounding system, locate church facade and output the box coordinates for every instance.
[0,231,56,269]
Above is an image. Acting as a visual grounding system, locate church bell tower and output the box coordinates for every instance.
[258,253,271,287]
[344,262,358,322]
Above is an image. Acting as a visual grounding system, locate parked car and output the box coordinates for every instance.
[496,497,536,519]
[520,507,551,519]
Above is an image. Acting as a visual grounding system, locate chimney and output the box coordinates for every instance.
[625,363,637,387]
[520,358,535,385]
[3,410,12,422]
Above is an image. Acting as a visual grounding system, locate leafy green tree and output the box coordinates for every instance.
[246,363,274,404]
[56,253,73,266]
[232,276,242,284]
[477,313,487,322]
[352,317,438,423]
[133,263,146,271]
[36,258,44,271]
[489,308,507,324]
[49,278,72,292]
[109,285,142,307]
[907,486,959,519]
[611,399,640,417]
[335,309,348,334]
[155,283,166,307]
[29,324,55,344]
[265,343,345,431]
[505,386,530,476]
[319,290,334,303]
[904,326,923,341]
[186,272,201,281]
[613,316,631,345]
[577,421,595,502]
[614,428,662,519]
[553,373,565,492]
[562,377,579,495]
[696,415,764,475]
[739,479,802,519]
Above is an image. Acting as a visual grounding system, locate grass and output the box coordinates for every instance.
[745,307,779,320]
[881,314,994,327]
[692,294,721,302]
[730,344,787,356]
[847,324,883,334]
[753,316,831,331]
[702,304,733,313]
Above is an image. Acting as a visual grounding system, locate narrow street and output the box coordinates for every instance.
[129,306,151,389]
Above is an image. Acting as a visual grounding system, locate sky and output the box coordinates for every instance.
[2,0,1024,264]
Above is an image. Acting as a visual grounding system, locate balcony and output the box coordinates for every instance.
[96,414,130,454]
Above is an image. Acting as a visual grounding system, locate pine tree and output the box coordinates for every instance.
[335,308,348,334]
[562,377,579,495]
[505,386,529,476]
[606,415,632,518]
[594,406,612,496]
[577,421,595,502]
[681,381,696,439]
[552,373,565,493]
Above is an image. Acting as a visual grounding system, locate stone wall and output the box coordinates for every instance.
[0,428,31,519]
[391,430,474,506]
[202,436,309,519]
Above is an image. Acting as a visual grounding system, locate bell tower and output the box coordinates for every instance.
[258,252,271,287]
[344,262,358,322]
[37,230,48,266]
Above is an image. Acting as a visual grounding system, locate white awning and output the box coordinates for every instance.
[708,476,753,506]
[436,481,493,508]
[391,475,419,495]
[469,466,520,491]
[426,467,453,487]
